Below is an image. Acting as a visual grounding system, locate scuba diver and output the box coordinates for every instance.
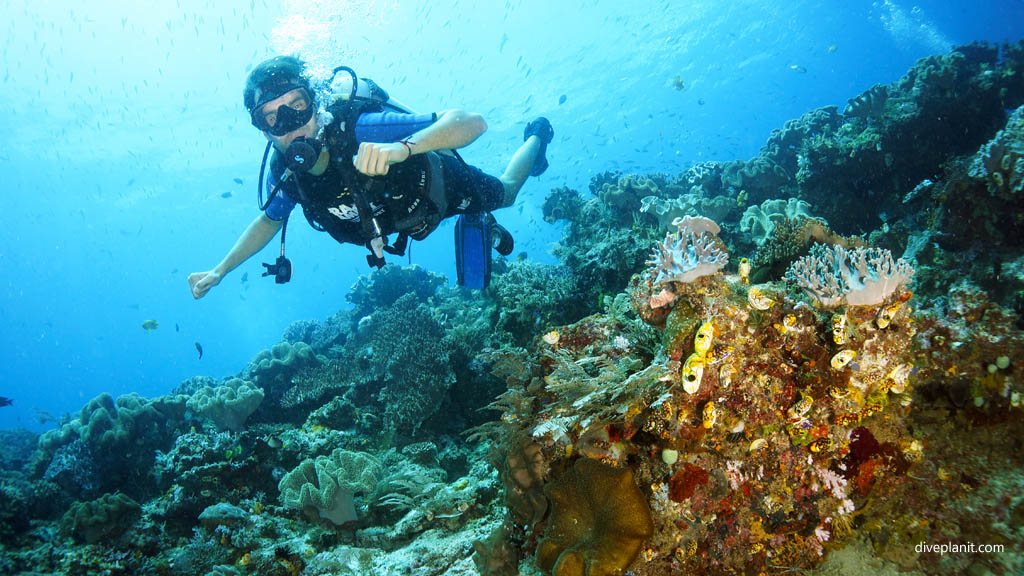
[188,55,553,298]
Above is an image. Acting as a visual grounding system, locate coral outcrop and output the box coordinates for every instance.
[186,379,264,432]
[59,492,141,544]
[787,244,915,307]
[536,458,653,576]
[646,216,729,286]
[278,448,382,525]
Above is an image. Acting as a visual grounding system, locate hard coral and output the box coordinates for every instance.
[537,458,653,576]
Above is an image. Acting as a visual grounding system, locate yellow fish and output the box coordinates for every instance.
[681,353,705,394]
[141,319,159,332]
[694,321,714,356]
[542,330,560,345]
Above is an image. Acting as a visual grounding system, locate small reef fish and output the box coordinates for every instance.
[542,330,560,346]
[141,319,159,332]
[0,396,12,407]
[221,192,233,199]
[831,350,857,370]
[558,94,567,105]
[876,302,901,329]
[195,342,204,360]
[265,435,284,449]
[175,323,180,332]
[789,64,807,73]
[671,75,685,91]
[233,177,244,185]
[738,257,751,284]
[747,286,775,310]
[241,272,249,283]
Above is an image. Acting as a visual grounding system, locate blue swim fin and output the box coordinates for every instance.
[455,213,492,289]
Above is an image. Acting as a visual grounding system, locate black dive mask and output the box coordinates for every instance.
[283,136,323,173]
[250,87,315,136]
[266,103,314,136]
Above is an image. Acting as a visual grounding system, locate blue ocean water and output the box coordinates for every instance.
[0,0,1020,433]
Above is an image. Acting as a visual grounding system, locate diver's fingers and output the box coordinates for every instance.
[188,272,213,299]
[372,144,388,175]
[375,146,390,175]
[360,140,376,172]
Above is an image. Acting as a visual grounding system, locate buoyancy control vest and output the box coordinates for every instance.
[284,97,447,247]
[263,68,449,269]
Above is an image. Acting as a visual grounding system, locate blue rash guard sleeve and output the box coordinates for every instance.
[354,111,437,143]
[263,171,297,221]
[262,111,435,221]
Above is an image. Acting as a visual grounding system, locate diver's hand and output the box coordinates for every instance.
[353,141,411,176]
[188,270,222,300]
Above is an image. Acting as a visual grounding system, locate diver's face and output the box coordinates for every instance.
[257,89,317,149]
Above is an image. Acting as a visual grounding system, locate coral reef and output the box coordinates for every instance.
[739,197,817,245]
[186,379,264,432]
[787,244,915,307]
[278,448,381,525]
[646,216,729,286]
[969,104,1024,199]
[59,492,141,544]
[536,458,653,576]
[3,42,1024,576]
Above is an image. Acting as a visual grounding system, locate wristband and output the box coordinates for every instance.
[398,139,415,158]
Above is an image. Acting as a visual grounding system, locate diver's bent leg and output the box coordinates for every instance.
[498,136,541,208]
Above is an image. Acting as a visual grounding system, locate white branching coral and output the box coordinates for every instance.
[815,466,848,499]
[786,243,914,307]
[646,216,729,286]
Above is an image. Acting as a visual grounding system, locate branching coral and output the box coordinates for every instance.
[646,216,729,287]
[786,243,914,307]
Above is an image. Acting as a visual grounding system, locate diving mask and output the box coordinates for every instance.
[251,87,315,136]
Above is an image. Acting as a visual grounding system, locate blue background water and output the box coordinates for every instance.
[1,0,1020,432]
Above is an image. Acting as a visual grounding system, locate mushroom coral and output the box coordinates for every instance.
[537,458,653,576]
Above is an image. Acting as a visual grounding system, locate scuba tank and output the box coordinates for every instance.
[327,65,413,114]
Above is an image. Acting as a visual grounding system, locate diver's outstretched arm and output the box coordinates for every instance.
[353,108,487,176]
[188,213,283,299]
